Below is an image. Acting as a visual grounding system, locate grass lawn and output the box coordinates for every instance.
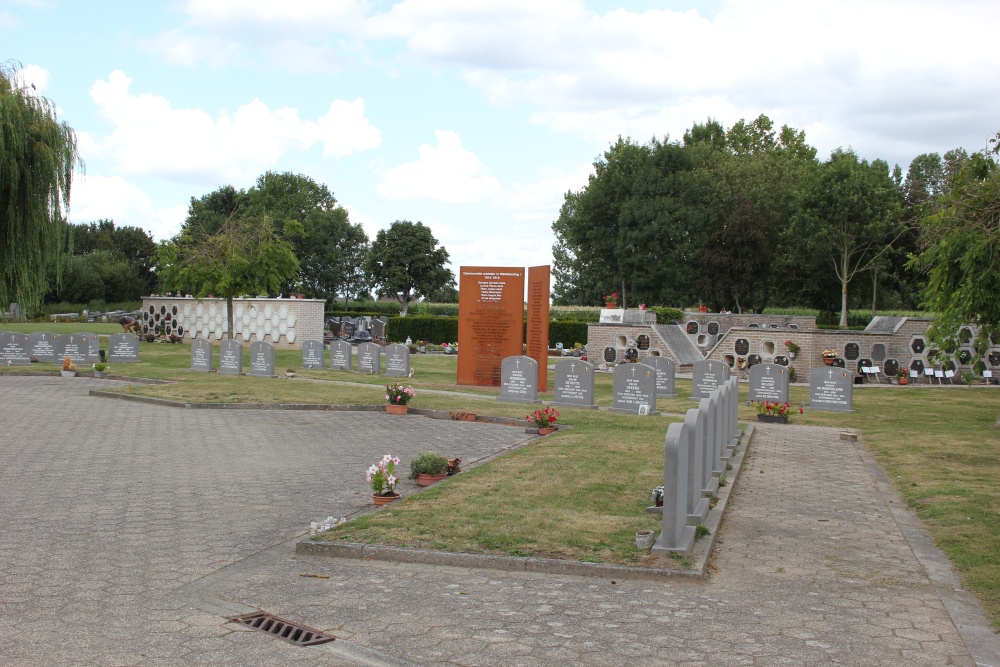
[4,324,998,629]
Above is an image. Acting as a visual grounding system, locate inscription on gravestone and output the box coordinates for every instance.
[498,356,539,403]
[329,340,352,371]
[384,343,410,377]
[552,359,596,408]
[734,338,749,355]
[644,356,676,397]
[357,342,381,374]
[691,360,731,399]
[457,266,525,386]
[218,339,243,375]
[28,332,56,362]
[301,340,324,369]
[54,334,89,365]
[190,338,213,372]
[686,321,699,334]
[603,346,617,364]
[809,367,854,412]
[749,363,790,404]
[707,322,720,335]
[611,363,657,414]
[108,333,139,362]
[636,334,650,351]
[0,332,30,364]
[844,342,860,360]
[248,341,275,377]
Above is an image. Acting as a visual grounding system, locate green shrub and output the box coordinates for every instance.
[409,451,449,478]
[387,316,458,344]
[547,321,589,348]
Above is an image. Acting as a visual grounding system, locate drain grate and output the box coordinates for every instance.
[231,612,335,647]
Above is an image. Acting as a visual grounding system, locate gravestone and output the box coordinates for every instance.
[190,338,213,372]
[611,363,658,414]
[79,333,100,362]
[301,340,324,369]
[54,334,91,365]
[749,363,790,404]
[384,343,410,377]
[341,318,356,339]
[643,356,676,397]
[107,333,140,362]
[370,317,387,340]
[809,366,854,412]
[691,360,731,399]
[498,355,539,403]
[218,339,243,375]
[28,332,57,362]
[248,341,275,378]
[357,342,381,374]
[0,332,30,364]
[552,359,596,409]
[329,340,353,371]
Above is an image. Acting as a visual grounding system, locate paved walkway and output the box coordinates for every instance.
[1,376,997,665]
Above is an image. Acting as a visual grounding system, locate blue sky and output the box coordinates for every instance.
[4,0,999,276]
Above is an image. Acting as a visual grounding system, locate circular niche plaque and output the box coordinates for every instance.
[958,349,973,365]
[625,348,638,362]
[142,324,149,334]
[911,359,925,374]
[844,343,860,360]
[603,346,617,363]
[160,305,166,315]
[911,338,925,354]
[637,334,650,351]
[177,326,184,336]
[989,351,1000,366]
[871,343,886,362]
[735,338,749,355]
[883,359,899,377]
[747,354,761,366]
[686,321,699,335]
[149,305,155,314]
[154,313,160,322]
[857,358,873,373]
[171,305,178,316]
[774,355,789,366]
[707,322,720,335]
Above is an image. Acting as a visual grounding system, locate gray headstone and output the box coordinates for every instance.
[611,363,658,414]
[28,332,57,362]
[0,332,30,364]
[248,341,275,378]
[691,360,731,399]
[370,317,387,340]
[384,343,410,377]
[749,363,790,404]
[357,342,381,374]
[301,340,324,369]
[809,366,854,412]
[54,333,91,365]
[107,333,140,362]
[552,359,596,408]
[644,356,676,397]
[218,339,243,375]
[498,355,540,403]
[329,340,353,370]
[79,333,100,362]
[341,319,356,338]
[190,338,213,372]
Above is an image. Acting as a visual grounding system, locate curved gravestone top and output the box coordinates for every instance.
[611,363,658,415]
[809,366,854,412]
[691,359,731,399]
[384,343,410,378]
[552,358,596,409]
[643,356,676,397]
[248,340,275,378]
[748,363,790,404]
[329,340,353,371]
[357,341,381,375]
[498,356,539,404]
[301,340,324,370]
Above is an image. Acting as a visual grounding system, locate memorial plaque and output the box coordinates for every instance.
[611,363,657,414]
[871,343,886,362]
[749,363,790,404]
[774,355,789,366]
[644,356,676,397]
[883,359,899,377]
[598,308,623,323]
[357,342,381,374]
[809,366,854,412]
[707,322,720,335]
[219,339,243,375]
[248,341,275,377]
[911,359,925,374]
[636,334,650,351]
[28,332,57,362]
[958,349,972,365]
[603,346,617,364]
[54,334,89,365]
[747,353,761,366]
[552,359,596,408]
[735,338,749,355]
[0,332,30,364]
[498,355,539,403]
[857,358,873,374]
[329,340,353,370]
[301,340,324,369]
[691,360,731,399]
[686,321,699,334]
[107,333,139,362]
[458,267,526,386]
[190,338,213,372]
[989,351,1000,367]
[747,323,759,328]
[844,342,860,360]
[384,343,410,377]
[526,265,551,391]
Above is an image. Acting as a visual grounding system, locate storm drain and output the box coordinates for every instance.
[231,612,335,647]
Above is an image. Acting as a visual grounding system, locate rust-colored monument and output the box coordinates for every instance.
[457,267,525,386]
[526,265,551,391]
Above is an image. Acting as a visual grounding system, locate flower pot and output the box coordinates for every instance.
[823,357,836,366]
[92,372,106,379]
[788,351,796,360]
[416,473,448,487]
[60,370,76,377]
[385,404,408,415]
[537,427,556,435]
[456,413,476,422]
[635,530,656,550]
[605,302,617,309]
[898,376,908,385]
[757,414,788,424]
[373,493,400,507]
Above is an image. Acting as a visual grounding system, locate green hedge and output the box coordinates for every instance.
[384,316,590,348]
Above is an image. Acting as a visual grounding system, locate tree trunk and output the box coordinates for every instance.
[399,291,410,317]
[871,266,878,319]
[839,255,849,329]
[226,292,235,340]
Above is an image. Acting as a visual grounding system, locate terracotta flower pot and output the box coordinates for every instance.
[416,473,448,487]
[898,377,908,385]
[537,426,556,435]
[373,493,400,507]
[385,404,408,415]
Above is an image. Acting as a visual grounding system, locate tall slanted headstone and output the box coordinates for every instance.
[552,359,596,409]
[0,332,30,364]
[218,339,243,375]
[644,356,676,397]
[611,363,658,414]
[28,332,57,363]
[809,367,854,412]
[498,355,540,403]
[691,360,731,399]
[248,341,275,378]
[301,340,324,369]
[190,338,213,372]
[107,333,140,362]
[748,363,790,404]
[329,340,352,371]
[357,341,381,374]
[384,343,410,377]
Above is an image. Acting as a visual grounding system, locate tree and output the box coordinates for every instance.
[0,62,82,315]
[364,221,453,316]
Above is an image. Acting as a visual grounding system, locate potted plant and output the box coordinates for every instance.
[409,451,450,486]
[526,406,560,435]
[367,453,400,505]
[61,356,77,377]
[897,368,909,385]
[449,410,476,422]
[447,458,462,475]
[384,382,415,415]
[92,361,108,378]
[604,292,618,308]
[784,340,801,359]
[821,349,838,366]
[651,485,664,507]
[751,400,802,424]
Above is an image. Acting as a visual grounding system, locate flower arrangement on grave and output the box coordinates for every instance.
[367,453,400,497]
[751,401,803,417]
[604,292,618,307]
[785,340,801,356]
[93,361,107,374]
[651,485,664,506]
[526,406,560,428]
[62,356,77,373]
[385,382,415,405]
[821,349,838,359]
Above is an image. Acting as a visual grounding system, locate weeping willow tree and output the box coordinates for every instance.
[0,62,82,315]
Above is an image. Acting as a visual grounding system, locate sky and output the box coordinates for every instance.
[4,0,999,279]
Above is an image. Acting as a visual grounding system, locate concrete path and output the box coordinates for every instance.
[1,376,997,665]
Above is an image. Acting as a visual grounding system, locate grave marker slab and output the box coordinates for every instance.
[644,356,676,397]
[498,355,540,403]
[54,334,91,365]
[552,359,596,409]
[28,332,57,362]
[0,332,30,364]
[691,360,731,399]
[357,342,381,374]
[218,339,243,375]
[329,340,352,371]
[384,343,410,377]
[190,338,213,372]
[108,333,140,362]
[248,341,275,377]
[749,363,790,404]
[611,363,658,414]
[809,366,854,412]
[301,340,324,369]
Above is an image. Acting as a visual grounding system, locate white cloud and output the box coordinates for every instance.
[377,130,500,203]
[87,70,381,183]
[501,163,592,222]
[12,63,49,93]
[140,29,243,69]
[69,174,187,241]
[183,0,365,35]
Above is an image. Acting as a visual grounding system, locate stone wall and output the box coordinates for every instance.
[587,323,670,365]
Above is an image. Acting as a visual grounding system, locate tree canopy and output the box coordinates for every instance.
[364,220,453,316]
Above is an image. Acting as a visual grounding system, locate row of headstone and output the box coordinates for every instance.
[0,332,139,365]
[190,339,412,378]
[653,376,740,556]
